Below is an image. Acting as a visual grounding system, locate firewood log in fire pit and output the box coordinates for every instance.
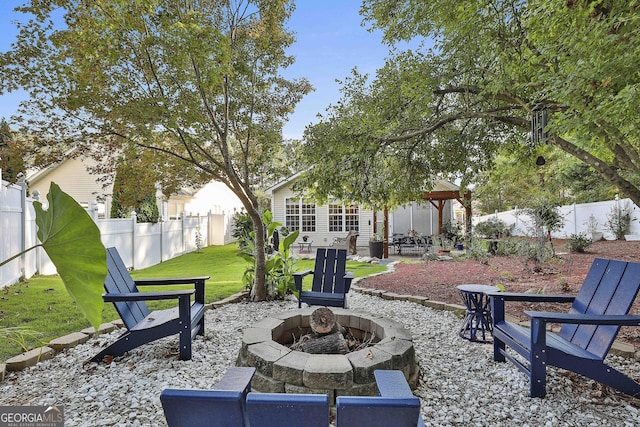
[292,307,349,354]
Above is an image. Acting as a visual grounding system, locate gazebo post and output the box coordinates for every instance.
[383,206,389,259]
[422,188,473,239]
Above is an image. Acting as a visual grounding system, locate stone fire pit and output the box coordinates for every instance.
[236,307,420,403]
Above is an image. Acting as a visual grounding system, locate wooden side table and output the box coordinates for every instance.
[456,284,499,342]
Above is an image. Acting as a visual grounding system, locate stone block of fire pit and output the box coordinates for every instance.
[303,355,354,389]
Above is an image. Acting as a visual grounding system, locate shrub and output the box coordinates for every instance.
[496,238,520,256]
[465,238,489,261]
[474,218,513,239]
[605,200,634,240]
[566,233,592,253]
[521,200,565,270]
[517,238,553,272]
[443,221,462,243]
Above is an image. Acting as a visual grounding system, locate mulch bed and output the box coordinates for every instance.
[359,239,640,349]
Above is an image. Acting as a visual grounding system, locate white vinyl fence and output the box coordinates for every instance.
[473,197,640,240]
[1,174,235,288]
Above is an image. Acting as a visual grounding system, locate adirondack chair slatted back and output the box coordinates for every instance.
[246,392,330,427]
[161,389,247,427]
[104,247,150,329]
[312,248,348,294]
[559,258,640,359]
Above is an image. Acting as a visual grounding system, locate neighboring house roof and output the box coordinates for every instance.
[25,148,82,183]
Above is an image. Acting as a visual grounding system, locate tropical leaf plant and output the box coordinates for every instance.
[0,182,107,329]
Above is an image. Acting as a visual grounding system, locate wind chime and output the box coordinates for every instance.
[532,103,548,166]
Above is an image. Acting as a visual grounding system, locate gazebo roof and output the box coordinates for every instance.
[423,179,471,202]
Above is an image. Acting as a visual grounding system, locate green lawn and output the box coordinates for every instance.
[0,244,386,361]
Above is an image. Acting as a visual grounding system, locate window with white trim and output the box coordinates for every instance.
[328,202,359,232]
[285,198,316,232]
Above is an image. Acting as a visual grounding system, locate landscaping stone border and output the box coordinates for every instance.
[2,261,638,382]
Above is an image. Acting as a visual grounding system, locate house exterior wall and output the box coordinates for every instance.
[29,157,111,210]
[270,181,375,247]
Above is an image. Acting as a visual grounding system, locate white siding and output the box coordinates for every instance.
[30,157,110,206]
[270,181,375,246]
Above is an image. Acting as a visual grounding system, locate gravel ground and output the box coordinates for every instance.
[1,292,639,426]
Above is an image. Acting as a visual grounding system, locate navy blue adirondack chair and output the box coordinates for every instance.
[91,247,209,362]
[294,248,354,308]
[488,258,640,398]
[161,367,256,427]
[336,370,426,427]
[245,392,330,427]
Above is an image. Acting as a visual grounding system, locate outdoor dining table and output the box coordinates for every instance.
[392,235,430,255]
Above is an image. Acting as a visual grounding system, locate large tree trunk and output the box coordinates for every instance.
[223,177,267,302]
[494,114,640,207]
[247,206,266,301]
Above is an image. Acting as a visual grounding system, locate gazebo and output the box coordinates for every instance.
[375,180,472,258]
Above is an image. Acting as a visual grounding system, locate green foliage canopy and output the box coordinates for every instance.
[0,118,26,183]
[110,145,160,223]
[1,0,311,301]
[298,0,640,208]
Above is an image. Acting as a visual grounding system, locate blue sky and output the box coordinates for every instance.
[0,1,404,140]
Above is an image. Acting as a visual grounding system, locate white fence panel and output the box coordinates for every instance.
[23,201,43,277]
[182,216,201,253]
[2,173,230,286]
[474,198,640,239]
[98,218,135,267]
[223,212,236,244]
[162,220,184,261]
[0,180,23,287]
[133,222,160,269]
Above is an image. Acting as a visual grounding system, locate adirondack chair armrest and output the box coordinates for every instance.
[103,289,195,303]
[293,270,313,292]
[344,272,354,292]
[490,293,576,324]
[134,276,210,286]
[135,277,208,304]
[525,311,640,326]
[486,292,575,303]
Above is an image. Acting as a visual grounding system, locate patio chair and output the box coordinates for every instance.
[161,367,256,427]
[91,247,209,362]
[294,248,353,308]
[330,230,359,255]
[245,392,330,427]
[488,258,640,398]
[336,370,425,427]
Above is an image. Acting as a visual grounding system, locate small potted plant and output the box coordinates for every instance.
[585,215,603,241]
[302,235,309,242]
[369,233,384,258]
